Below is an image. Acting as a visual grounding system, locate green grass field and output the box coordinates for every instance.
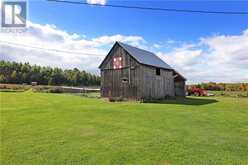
[1,91,248,165]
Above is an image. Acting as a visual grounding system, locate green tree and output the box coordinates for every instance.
[0,60,100,86]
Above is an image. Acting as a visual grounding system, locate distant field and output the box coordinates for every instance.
[208,90,248,97]
[0,83,100,93]
[1,91,248,164]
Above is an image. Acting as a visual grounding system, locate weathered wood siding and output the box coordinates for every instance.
[139,65,175,98]
[174,80,185,97]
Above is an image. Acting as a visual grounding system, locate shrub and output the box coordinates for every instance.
[49,87,63,93]
[0,83,30,91]
[108,97,124,102]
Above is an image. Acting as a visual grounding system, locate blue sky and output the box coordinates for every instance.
[30,0,248,42]
[1,0,248,83]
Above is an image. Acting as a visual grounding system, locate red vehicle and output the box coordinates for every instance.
[187,86,207,96]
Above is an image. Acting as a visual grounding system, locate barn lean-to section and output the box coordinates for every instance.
[174,71,186,97]
[99,42,186,99]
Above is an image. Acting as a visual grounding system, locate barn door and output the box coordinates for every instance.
[121,79,129,98]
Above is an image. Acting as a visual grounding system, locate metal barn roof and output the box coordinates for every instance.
[117,42,172,70]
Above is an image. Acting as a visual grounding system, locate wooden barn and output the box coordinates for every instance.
[99,42,186,99]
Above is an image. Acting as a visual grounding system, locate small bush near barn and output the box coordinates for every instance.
[108,96,125,102]
[49,87,64,93]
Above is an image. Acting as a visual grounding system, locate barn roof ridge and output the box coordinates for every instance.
[116,41,173,70]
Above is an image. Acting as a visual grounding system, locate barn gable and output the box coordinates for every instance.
[99,42,135,70]
[99,41,172,70]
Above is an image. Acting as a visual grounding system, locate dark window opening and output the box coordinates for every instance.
[122,77,128,83]
[156,68,160,76]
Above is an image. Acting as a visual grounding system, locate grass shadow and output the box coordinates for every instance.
[0,89,26,92]
[143,97,218,106]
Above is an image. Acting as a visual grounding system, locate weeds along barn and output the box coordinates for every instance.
[99,42,186,99]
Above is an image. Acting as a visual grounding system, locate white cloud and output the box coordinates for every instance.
[157,29,248,84]
[0,21,145,74]
[200,30,248,70]
[152,43,162,49]
[86,0,107,5]
[158,44,202,67]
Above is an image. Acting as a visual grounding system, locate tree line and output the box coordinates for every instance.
[0,60,100,86]
[189,82,248,91]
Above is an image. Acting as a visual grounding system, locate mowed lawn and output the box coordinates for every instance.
[1,92,248,165]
